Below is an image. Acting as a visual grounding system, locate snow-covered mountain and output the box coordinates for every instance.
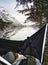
[0,6,22,26]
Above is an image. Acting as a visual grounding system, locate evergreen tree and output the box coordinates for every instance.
[0,18,11,30]
[16,0,48,26]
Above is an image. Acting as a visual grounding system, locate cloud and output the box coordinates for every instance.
[0,0,27,24]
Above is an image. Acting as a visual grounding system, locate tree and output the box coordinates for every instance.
[16,0,48,26]
[16,0,33,8]
[0,18,12,30]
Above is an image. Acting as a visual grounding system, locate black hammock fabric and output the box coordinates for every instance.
[0,25,46,62]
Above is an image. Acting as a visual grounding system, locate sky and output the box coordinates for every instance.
[0,0,28,24]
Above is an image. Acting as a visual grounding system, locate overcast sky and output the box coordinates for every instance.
[0,0,28,24]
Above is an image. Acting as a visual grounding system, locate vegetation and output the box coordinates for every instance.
[0,18,12,30]
[27,56,36,65]
[42,32,48,65]
[16,0,48,26]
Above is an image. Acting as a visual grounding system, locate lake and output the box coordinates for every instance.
[0,26,38,40]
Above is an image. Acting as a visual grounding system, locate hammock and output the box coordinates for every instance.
[0,25,46,62]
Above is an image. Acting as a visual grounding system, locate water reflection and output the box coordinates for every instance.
[9,27,38,40]
[2,27,22,39]
[0,26,38,40]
